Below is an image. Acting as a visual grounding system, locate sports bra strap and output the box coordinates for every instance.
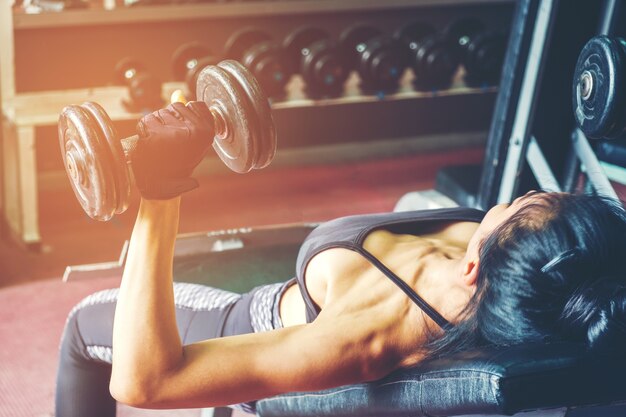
[357,247,453,331]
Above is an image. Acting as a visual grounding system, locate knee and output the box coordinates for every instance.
[59,288,119,364]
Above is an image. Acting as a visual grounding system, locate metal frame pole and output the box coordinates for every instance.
[497,0,557,203]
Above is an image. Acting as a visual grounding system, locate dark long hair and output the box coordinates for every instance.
[425,192,626,358]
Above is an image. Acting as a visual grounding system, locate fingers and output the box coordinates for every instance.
[170,90,188,105]
[137,102,213,138]
[186,101,213,123]
[137,112,164,137]
[157,107,185,127]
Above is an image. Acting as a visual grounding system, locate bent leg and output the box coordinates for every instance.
[55,283,242,417]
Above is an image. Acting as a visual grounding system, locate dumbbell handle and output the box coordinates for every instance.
[120,135,140,158]
[116,90,227,159]
[118,106,228,159]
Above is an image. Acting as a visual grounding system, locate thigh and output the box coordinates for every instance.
[69,283,243,363]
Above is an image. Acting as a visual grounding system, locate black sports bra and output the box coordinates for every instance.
[295,207,486,329]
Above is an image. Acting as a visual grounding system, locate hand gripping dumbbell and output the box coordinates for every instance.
[114,57,164,113]
[573,35,626,140]
[339,24,409,94]
[172,42,220,100]
[58,60,276,221]
[445,18,506,87]
[283,26,350,97]
[394,22,460,90]
[224,28,292,99]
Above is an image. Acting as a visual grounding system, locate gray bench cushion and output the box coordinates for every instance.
[256,342,626,417]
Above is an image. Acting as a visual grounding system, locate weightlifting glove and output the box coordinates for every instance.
[130,101,214,200]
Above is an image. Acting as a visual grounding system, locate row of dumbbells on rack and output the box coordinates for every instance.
[116,18,507,112]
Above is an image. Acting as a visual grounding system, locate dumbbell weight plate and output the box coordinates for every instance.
[196,60,276,173]
[283,27,331,74]
[413,35,460,90]
[58,105,119,221]
[186,55,220,98]
[464,31,506,86]
[242,42,290,98]
[302,40,349,95]
[572,35,626,139]
[225,28,273,61]
[81,102,131,214]
[172,42,212,81]
[445,18,485,53]
[114,57,146,85]
[218,60,276,169]
[394,22,436,51]
[339,24,382,68]
[359,36,408,91]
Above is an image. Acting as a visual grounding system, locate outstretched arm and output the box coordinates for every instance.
[109,196,398,409]
[110,99,398,408]
[111,197,183,405]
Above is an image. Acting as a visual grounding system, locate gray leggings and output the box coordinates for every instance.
[55,281,290,417]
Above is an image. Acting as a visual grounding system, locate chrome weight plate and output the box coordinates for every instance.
[218,59,276,169]
[196,63,256,173]
[81,101,131,215]
[172,42,212,81]
[58,105,117,221]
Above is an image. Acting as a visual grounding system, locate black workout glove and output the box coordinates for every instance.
[130,101,214,200]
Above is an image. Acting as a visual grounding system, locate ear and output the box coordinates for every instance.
[461,258,479,287]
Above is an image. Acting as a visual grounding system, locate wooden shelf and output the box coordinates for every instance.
[3,76,496,127]
[13,0,513,29]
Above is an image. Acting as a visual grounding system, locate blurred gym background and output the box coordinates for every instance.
[2,0,626,416]
[0,0,513,286]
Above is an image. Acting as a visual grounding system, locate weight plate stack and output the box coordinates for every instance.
[573,35,626,140]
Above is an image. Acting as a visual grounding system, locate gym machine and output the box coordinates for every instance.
[407,0,623,211]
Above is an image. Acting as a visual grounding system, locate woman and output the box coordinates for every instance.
[55,103,626,416]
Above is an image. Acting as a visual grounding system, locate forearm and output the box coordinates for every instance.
[111,197,182,401]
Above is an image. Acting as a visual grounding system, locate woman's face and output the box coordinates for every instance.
[466,192,541,260]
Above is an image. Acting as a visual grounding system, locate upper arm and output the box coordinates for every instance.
[127,318,397,409]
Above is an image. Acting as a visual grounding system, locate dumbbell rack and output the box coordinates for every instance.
[0,0,512,249]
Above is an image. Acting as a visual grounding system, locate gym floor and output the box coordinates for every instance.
[0,144,485,417]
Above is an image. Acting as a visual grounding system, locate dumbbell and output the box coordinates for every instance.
[224,28,291,98]
[394,22,460,90]
[171,42,220,100]
[445,18,506,87]
[573,35,626,140]
[283,27,350,97]
[339,24,408,93]
[114,57,163,113]
[58,60,276,221]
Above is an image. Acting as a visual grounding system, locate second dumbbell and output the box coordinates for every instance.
[114,57,163,113]
[225,28,292,98]
[339,24,409,94]
[446,18,506,87]
[283,27,350,97]
[172,42,220,100]
[395,22,460,90]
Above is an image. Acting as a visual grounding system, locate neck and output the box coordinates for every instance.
[416,253,470,324]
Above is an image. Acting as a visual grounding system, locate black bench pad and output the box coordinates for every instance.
[256,342,626,417]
